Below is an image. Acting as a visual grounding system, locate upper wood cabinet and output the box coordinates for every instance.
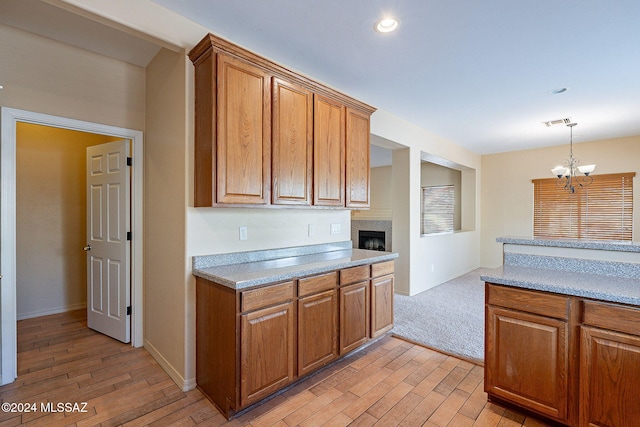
[272,78,313,205]
[189,33,375,208]
[217,54,271,205]
[313,95,345,207]
[346,108,371,208]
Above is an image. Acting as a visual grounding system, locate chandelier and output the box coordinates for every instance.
[551,122,596,193]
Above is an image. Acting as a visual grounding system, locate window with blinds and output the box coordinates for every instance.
[532,172,634,241]
[422,185,454,235]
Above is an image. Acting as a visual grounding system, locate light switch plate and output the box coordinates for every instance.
[330,223,341,234]
[239,226,248,240]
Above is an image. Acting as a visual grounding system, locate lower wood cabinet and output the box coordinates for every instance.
[240,301,294,407]
[298,281,338,376]
[579,301,640,427]
[485,305,570,422]
[485,282,640,427]
[339,281,370,354]
[371,263,394,338]
[197,259,394,418]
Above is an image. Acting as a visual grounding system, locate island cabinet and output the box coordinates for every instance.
[485,284,576,425]
[485,283,640,427]
[188,33,375,208]
[579,301,640,426]
[196,260,394,418]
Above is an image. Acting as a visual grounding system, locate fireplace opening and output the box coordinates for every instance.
[359,230,386,251]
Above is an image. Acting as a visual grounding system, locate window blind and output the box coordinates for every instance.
[421,185,454,234]
[532,172,634,241]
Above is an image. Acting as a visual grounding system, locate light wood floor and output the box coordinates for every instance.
[0,310,552,426]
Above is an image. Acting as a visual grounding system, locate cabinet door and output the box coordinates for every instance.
[345,108,370,208]
[485,305,569,423]
[580,326,640,427]
[371,274,394,338]
[314,95,345,206]
[298,289,338,376]
[217,53,271,204]
[340,281,370,354]
[240,301,294,407]
[272,78,313,205]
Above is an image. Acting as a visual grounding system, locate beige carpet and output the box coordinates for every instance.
[392,268,489,364]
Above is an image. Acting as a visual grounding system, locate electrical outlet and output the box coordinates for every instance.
[239,226,248,241]
[431,264,435,272]
[330,223,341,234]
[308,224,316,237]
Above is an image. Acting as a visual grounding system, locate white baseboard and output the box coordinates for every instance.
[16,302,87,320]
[144,339,196,392]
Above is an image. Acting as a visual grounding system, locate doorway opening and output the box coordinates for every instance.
[16,123,124,320]
[1,108,144,385]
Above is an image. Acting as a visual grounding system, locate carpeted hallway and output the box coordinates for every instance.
[392,268,491,364]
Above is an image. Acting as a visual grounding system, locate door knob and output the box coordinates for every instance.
[83,245,91,251]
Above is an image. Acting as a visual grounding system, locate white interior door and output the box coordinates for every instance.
[86,140,131,343]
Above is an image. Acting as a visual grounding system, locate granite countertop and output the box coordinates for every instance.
[497,236,640,253]
[481,265,640,306]
[193,247,398,290]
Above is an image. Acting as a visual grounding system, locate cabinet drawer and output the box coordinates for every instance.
[340,265,370,285]
[486,283,569,320]
[582,300,640,336]
[299,272,338,297]
[241,281,294,312]
[371,261,394,278]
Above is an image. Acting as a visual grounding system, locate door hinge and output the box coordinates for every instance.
[127,157,132,166]
[127,306,132,316]
[127,231,132,241]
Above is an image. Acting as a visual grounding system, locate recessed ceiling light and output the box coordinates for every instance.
[550,87,568,94]
[375,17,399,33]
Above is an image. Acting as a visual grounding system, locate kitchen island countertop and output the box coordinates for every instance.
[481,264,640,306]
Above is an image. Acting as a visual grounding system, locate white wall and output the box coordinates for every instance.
[371,110,482,296]
[0,25,145,130]
[144,47,191,388]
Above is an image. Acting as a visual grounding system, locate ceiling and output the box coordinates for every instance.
[3,0,640,156]
[148,0,640,155]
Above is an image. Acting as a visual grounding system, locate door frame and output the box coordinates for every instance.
[1,107,144,385]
